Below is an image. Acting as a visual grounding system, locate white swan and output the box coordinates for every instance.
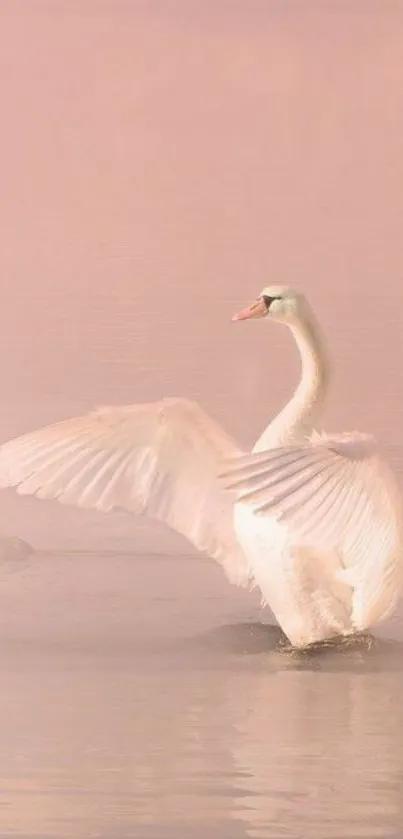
[0,285,400,647]
[220,287,403,645]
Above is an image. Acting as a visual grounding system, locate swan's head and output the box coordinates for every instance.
[232,285,308,326]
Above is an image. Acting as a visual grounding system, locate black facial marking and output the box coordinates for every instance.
[261,294,282,309]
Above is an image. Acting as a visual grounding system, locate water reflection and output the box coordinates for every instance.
[0,555,403,838]
[231,666,403,838]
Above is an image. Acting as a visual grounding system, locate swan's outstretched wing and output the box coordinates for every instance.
[219,433,403,626]
[0,398,250,585]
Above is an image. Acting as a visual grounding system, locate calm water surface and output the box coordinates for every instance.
[0,552,402,839]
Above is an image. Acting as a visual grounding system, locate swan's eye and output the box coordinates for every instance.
[262,295,282,309]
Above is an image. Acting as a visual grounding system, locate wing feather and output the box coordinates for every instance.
[219,433,403,627]
[0,398,250,586]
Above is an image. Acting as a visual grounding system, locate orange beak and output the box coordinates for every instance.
[232,297,268,322]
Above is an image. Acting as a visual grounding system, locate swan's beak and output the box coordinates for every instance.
[232,298,267,322]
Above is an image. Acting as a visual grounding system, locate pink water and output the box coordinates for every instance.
[1,1,403,837]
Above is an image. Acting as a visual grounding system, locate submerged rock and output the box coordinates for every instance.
[0,536,33,561]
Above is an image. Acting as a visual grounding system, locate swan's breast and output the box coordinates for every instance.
[232,502,354,645]
[233,502,290,596]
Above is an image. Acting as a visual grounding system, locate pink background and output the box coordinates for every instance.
[0,0,402,551]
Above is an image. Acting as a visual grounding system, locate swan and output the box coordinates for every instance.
[220,287,403,645]
[0,285,400,647]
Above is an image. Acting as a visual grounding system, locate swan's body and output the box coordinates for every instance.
[0,285,401,647]
[225,435,403,646]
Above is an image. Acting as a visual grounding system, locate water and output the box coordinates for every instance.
[0,552,403,838]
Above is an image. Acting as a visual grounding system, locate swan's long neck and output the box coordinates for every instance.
[252,309,331,452]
